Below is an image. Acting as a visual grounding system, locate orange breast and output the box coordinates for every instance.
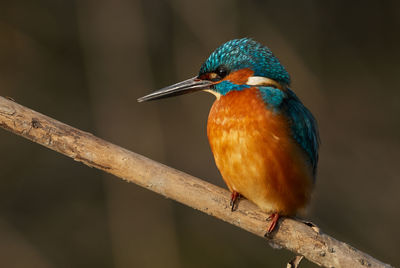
[207,88,312,215]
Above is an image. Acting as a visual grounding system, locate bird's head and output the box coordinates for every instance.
[137,38,290,102]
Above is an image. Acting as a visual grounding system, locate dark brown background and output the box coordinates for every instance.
[0,1,399,267]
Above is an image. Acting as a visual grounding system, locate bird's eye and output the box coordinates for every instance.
[215,65,229,79]
[198,65,230,82]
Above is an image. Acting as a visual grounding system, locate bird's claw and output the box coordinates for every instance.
[230,191,241,211]
[264,213,280,237]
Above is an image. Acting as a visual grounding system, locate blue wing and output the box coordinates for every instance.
[258,86,320,180]
[282,88,320,179]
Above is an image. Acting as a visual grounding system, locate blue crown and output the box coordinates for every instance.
[199,38,291,86]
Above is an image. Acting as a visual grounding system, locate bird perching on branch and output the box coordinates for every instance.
[138,38,320,235]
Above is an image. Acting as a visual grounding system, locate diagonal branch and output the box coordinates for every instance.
[0,96,393,268]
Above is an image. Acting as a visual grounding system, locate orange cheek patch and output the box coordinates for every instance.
[223,68,254,84]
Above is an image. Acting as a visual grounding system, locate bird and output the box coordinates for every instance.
[137,38,319,235]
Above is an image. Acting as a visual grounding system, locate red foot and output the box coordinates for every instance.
[265,213,280,235]
[230,191,241,211]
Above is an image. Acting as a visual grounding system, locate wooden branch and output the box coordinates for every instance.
[0,96,393,268]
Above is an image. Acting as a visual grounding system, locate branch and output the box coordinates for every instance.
[0,96,393,268]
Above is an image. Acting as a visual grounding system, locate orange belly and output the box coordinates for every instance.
[207,88,312,215]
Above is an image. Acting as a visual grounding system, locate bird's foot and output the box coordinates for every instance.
[264,213,280,237]
[230,191,241,211]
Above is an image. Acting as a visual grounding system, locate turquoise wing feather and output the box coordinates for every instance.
[282,88,320,179]
[259,87,320,179]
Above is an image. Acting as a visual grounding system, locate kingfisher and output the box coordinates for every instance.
[138,38,319,235]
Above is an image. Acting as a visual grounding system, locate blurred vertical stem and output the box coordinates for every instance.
[76,1,181,267]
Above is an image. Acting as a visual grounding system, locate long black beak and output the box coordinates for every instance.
[137,76,212,102]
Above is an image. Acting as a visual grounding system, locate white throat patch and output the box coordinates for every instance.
[204,89,221,100]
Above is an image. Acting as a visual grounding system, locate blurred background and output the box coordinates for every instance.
[0,1,399,267]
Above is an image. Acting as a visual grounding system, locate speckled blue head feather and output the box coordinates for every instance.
[199,38,291,86]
